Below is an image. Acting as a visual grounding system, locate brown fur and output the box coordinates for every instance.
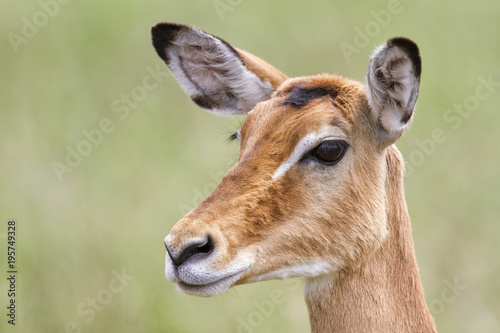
[236,47,287,90]
[168,75,436,331]
[304,146,436,332]
[155,23,436,332]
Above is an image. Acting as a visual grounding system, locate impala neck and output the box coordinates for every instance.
[303,146,436,333]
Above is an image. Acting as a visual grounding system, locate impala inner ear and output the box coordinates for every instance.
[152,23,287,115]
[366,37,421,146]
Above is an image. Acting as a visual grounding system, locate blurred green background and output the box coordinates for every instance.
[1,0,500,332]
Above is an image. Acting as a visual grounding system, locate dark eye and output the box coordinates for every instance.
[311,140,348,165]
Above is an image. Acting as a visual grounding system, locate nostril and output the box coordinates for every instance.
[196,236,214,255]
[168,235,214,266]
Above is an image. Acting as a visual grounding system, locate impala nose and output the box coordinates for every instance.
[165,235,215,266]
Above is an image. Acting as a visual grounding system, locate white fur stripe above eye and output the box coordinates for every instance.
[272,131,349,179]
[272,133,319,179]
[272,130,348,179]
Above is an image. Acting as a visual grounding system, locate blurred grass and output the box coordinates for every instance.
[1,0,500,332]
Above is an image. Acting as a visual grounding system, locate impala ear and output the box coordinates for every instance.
[366,37,421,146]
[151,23,288,115]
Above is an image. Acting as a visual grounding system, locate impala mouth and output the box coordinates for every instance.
[164,244,253,297]
[176,269,248,297]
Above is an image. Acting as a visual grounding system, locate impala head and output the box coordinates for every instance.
[152,23,421,297]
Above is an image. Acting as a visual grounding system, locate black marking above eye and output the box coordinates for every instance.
[281,86,337,108]
[304,140,348,165]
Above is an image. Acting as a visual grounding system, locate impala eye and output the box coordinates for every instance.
[310,140,348,165]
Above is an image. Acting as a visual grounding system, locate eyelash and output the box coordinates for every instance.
[228,132,238,143]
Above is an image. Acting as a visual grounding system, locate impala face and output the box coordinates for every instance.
[152,23,421,297]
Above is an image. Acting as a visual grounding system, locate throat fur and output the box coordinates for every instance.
[303,146,436,333]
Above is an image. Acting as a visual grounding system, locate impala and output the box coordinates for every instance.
[152,22,437,332]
